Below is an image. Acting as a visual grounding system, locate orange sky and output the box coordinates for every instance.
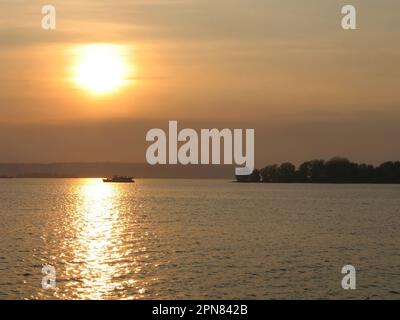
[0,0,399,164]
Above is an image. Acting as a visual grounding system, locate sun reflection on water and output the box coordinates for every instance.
[74,180,119,299]
[56,179,152,300]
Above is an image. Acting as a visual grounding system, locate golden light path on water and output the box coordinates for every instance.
[53,179,155,300]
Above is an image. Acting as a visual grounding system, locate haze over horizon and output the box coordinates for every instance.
[1,0,400,166]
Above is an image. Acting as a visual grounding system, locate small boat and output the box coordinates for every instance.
[103,176,135,183]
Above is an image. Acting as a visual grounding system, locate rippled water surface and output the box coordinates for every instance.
[0,179,399,299]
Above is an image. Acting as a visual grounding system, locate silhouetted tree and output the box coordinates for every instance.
[324,157,358,183]
[298,159,325,182]
[376,161,400,183]
[357,163,375,183]
[277,162,296,182]
[260,164,279,182]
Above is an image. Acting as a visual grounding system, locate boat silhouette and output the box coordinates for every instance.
[102,176,135,183]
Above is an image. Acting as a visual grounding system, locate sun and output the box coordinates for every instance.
[73,44,129,95]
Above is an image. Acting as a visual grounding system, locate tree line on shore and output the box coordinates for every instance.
[236,157,400,183]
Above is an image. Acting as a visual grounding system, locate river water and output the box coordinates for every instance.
[0,179,399,299]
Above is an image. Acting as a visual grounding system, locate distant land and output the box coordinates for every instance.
[236,157,400,183]
[0,163,235,179]
[3,158,400,182]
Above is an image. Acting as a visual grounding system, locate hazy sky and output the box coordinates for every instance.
[0,0,399,165]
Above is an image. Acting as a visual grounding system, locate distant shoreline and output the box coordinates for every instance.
[2,157,400,182]
[236,157,400,184]
[0,163,235,179]
[0,176,230,180]
[1,177,400,184]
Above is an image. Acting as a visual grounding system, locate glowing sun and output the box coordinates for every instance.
[73,44,129,94]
